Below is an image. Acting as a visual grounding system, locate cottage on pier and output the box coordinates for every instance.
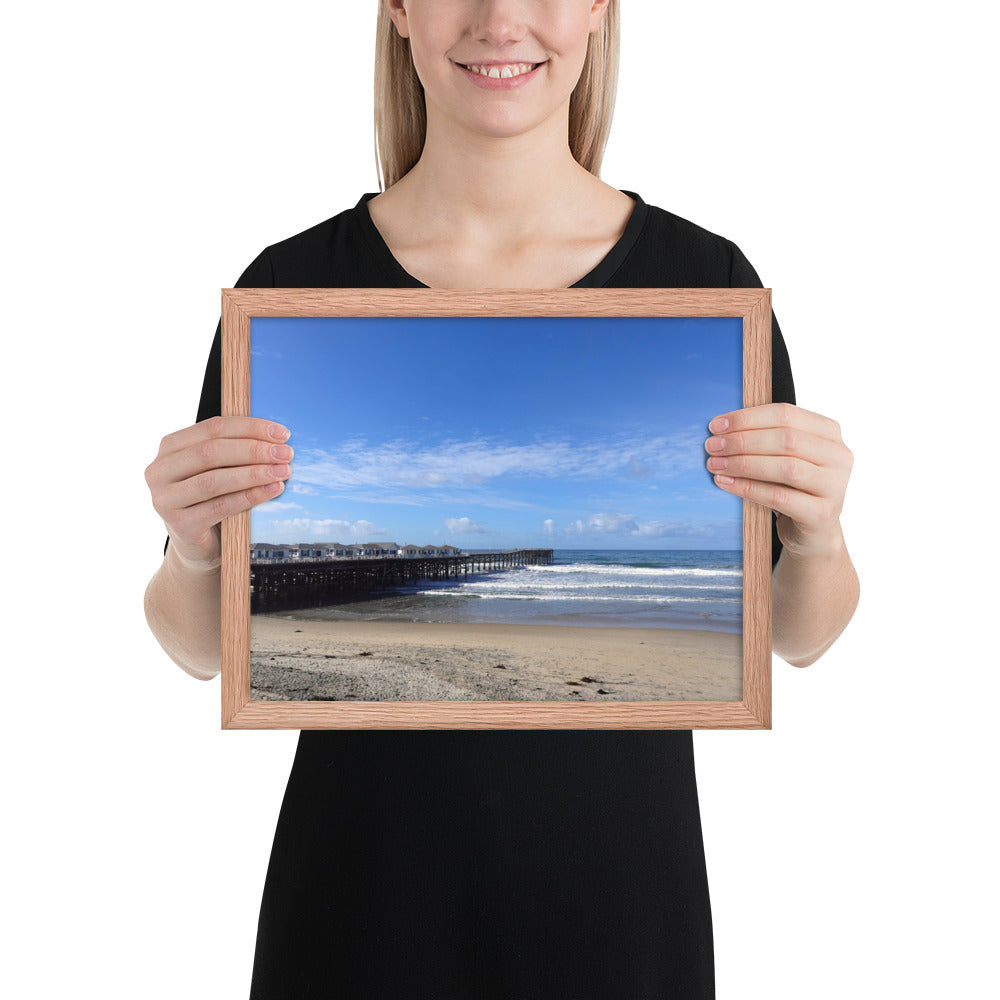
[356,541,401,558]
[251,542,299,562]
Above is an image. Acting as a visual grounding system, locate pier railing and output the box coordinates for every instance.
[250,549,554,613]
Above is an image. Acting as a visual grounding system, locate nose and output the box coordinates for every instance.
[470,0,529,47]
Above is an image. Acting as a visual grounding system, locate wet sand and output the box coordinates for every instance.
[250,616,742,702]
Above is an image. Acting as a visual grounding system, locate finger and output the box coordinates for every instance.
[156,462,291,517]
[710,473,823,525]
[166,480,286,541]
[706,453,837,498]
[156,416,290,460]
[705,427,848,468]
[149,436,294,491]
[709,403,843,444]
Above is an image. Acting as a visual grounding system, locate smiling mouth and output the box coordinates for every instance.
[457,61,544,79]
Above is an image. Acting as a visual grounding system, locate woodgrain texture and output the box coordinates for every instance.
[221,292,252,729]
[742,289,772,729]
[221,288,774,730]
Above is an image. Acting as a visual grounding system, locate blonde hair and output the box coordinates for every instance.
[373,1,620,190]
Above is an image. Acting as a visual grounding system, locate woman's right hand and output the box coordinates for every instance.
[145,416,292,572]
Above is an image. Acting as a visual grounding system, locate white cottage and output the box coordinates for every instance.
[253,543,301,562]
[307,543,352,559]
[356,542,400,558]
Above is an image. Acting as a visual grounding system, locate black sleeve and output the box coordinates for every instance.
[727,241,797,570]
[163,248,276,555]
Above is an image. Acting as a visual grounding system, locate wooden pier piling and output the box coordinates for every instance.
[250,549,554,613]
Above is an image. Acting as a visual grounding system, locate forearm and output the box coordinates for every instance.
[771,525,859,668]
[143,544,223,680]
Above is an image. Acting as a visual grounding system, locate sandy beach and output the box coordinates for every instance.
[251,615,742,702]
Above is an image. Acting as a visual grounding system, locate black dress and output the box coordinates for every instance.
[192,192,796,999]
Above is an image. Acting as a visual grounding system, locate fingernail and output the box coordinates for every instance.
[707,456,727,471]
[706,436,726,452]
[270,444,293,461]
[268,424,290,441]
[269,464,290,478]
[710,417,729,433]
[265,481,284,496]
[715,474,735,485]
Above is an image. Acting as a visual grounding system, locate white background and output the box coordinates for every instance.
[4,1,996,996]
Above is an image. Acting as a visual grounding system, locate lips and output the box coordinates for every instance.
[454,60,547,90]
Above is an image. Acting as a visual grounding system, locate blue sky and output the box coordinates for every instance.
[249,316,743,550]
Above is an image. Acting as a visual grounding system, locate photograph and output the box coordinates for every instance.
[248,312,747,704]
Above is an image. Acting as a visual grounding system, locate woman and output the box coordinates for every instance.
[145,2,859,995]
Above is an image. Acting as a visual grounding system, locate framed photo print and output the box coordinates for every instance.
[221,288,772,730]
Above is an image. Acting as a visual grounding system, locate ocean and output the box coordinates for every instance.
[284,549,743,634]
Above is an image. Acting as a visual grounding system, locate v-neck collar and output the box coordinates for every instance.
[355,189,648,289]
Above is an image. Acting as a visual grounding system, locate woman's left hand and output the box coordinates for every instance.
[705,402,854,560]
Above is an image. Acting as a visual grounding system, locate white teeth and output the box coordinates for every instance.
[464,62,537,79]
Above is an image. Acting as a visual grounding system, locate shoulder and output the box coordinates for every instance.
[626,195,762,289]
[235,196,381,289]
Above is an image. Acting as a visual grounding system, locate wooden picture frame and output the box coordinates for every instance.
[221,288,772,730]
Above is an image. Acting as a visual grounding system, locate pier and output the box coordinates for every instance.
[250,549,554,613]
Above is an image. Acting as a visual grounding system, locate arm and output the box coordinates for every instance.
[771,522,858,668]
[143,416,292,680]
[705,402,859,668]
[144,544,226,681]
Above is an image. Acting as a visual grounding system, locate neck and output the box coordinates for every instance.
[392,101,597,241]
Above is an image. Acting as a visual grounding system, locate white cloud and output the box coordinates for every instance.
[633,520,683,538]
[290,483,318,496]
[543,518,555,535]
[291,429,703,496]
[256,500,303,512]
[444,516,489,535]
[305,488,539,511]
[565,512,638,535]
[259,518,382,541]
[563,512,685,539]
